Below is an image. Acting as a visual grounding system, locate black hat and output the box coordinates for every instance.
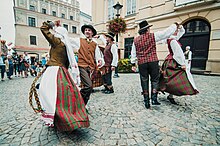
[138,20,152,33]
[105,32,115,41]
[81,24,97,36]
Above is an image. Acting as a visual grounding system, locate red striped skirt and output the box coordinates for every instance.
[54,67,89,131]
[159,59,198,96]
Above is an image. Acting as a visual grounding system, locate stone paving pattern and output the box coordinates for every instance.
[0,74,220,146]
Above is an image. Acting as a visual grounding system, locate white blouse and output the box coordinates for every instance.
[169,26,186,66]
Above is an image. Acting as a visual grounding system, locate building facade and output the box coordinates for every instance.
[80,11,92,37]
[13,0,80,62]
[92,0,220,73]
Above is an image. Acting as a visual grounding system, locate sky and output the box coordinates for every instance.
[0,0,91,46]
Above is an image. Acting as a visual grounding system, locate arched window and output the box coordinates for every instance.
[184,19,210,34]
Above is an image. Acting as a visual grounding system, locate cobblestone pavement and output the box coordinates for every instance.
[0,74,220,146]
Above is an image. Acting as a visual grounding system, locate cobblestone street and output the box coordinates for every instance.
[0,74,220,146]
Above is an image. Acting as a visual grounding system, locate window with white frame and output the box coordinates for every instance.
[61,13,65,18]
[28,17,36,27]
[30,35,37,45]
[42,8,46,14]
[63,24,68,31]
[72,26,77,33]
[126,0,136,15]
[52,11,56,16]
[29,5,35,11]
[108,0,115,20]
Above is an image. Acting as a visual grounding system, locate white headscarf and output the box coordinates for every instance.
[186,46,190,50]
[54,26,80,86]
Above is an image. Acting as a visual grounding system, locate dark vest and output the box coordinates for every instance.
[104,43,113,67]
[184,51,189,60]
[133,32,158,65]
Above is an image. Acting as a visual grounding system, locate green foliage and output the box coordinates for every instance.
[118,58,133,73]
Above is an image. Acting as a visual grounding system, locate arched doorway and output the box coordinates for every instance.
[179,19,211,70]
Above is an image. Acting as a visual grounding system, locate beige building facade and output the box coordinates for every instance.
[80,11,92,37]
[92,0,220,73]
[14,0,80,61]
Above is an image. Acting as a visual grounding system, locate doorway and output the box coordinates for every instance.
[180,19,211,70]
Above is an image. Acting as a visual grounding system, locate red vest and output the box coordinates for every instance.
[104,43,113,67]
[134,32,158,65]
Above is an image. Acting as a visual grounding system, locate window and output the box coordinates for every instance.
[126,0,136,15]
[124,37,134,58]
[30,36,37,45]
[72,26,77,33]
[29,5,35,11]
[52,11,56,16]
[63,24,68,31]
[28,17,36,27]
[70,16,73,20]
[108,0,114,20]
[185,20,210,34]
[61,13,65,18]
[42,8,46,14]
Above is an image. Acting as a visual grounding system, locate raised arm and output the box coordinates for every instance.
[154,24,177,42]
[40,22,61,46]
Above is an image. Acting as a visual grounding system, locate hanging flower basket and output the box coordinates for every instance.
[108,18,127,35]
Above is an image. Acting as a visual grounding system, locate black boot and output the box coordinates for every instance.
[167,94,177,104]
[104,87,114,94]
[143,95,150,109]
[151,93,161,105]
[101,85,108,93]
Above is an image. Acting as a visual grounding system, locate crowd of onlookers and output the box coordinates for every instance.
[0,50,48,81]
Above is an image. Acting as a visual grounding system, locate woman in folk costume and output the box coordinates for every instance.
[29,21,89,131]
[159,23,199,104]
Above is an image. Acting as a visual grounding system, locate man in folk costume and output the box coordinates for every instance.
[69,24,105,105]
[184,46,192,70]
[96,32,118,94]
[29,21,89,131]
[159,24,199,104]
[131,20,178,109]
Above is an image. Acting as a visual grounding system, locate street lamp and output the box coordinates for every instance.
[113,2,123,18]
[113,1,123,78]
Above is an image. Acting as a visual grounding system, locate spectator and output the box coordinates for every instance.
[5,55,14,79]
[41,57,47,67]
[0,52,6,81]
